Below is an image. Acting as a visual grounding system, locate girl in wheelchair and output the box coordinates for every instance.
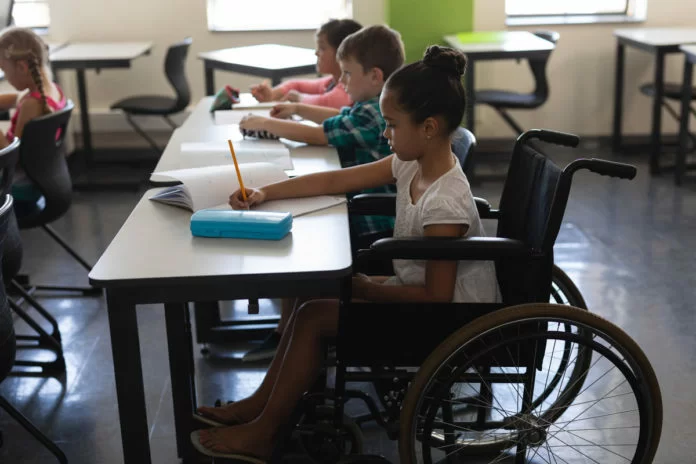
[192,45,501,461]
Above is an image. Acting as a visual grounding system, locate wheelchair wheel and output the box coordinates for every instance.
[399,304,662,464]
[550,264,587,308]
[296,405,364,464]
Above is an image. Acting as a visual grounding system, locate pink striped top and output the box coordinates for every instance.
[7,85,67,141]
[276,75,352,109]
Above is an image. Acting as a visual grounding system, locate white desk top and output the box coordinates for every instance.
[198,44,316,70]
[47,42,67,54]
[153,97,341,179]
[614,28,696,47]
[50,42,153,62]
[89,189,351,285]
[681,45,696,60]
[444,31,554,54]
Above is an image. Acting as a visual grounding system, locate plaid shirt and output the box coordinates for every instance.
[323,97,395,238]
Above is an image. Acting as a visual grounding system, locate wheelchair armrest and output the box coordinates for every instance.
[474,197,500,219]
[362,236,532,261]
[348,193,396,216]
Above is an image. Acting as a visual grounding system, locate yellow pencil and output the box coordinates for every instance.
[227,139,247,203]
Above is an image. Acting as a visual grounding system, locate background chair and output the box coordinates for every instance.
[0,194,68,463]
[474,31,560,136]
[110,37,192,154]
[13,101,99,296]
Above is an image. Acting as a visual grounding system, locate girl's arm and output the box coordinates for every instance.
[229,155,395,208]
[240,115,328,145]
[0,93,18,111]
[353,223,469,303]
[295,103,341,123]
[12,98,43,139]
[276,77,331,96]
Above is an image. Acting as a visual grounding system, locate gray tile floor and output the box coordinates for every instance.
[1,143,695,463]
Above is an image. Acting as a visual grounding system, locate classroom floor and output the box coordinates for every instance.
[1,142,695,464]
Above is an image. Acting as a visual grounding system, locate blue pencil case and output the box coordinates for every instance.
[190,209,292,240]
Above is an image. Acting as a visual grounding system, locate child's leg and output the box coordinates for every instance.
[198,297,325,422]
[198,299,339,456]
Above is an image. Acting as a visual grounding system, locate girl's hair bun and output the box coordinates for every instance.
[422,45,467,79]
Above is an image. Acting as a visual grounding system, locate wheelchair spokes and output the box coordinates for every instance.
[399,305,662,464]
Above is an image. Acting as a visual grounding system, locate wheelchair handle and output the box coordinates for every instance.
[585,159,637,180]
[518,129,580,148]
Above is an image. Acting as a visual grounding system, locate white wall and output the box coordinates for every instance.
[42,0,384,132]
[473,0,696,138]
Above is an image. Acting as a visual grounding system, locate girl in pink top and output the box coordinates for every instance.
[250,19,362,109]
[0,27,66,147]
[0,27,67,211]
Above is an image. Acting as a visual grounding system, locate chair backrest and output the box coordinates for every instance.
[0,139,21,280]
[527,30,559,104]
[0,194,16,383]
[165,37,193,113]
[16,100,74,228]
[495,141,563,304]
[0,137,19,198]
[451,127,476,175]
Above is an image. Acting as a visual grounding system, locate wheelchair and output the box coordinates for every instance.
[274,129,662,464]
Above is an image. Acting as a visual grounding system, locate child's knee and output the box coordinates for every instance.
[295,300,338,335]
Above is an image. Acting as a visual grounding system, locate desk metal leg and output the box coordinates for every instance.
[650,51,666,175]
[75,69,94,164]
[205,64,215,96]
[106,291,151,464]
[271,74,282,86]
[612,42,625,152]
[677,58,693,185]
[165,303,196,462]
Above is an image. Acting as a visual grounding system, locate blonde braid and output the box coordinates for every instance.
[27,52,50,115]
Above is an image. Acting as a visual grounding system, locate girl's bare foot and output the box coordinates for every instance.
[197,421,274,459]
[196,396,264,425]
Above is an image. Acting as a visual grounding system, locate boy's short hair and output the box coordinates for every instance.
[317,19,363,50]
[337,25,405,80]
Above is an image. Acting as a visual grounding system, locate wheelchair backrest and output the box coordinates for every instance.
[496,143,562,305]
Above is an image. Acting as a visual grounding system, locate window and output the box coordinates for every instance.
[506,0,645,25]
[13,0,50,29]
[207,0,352,32]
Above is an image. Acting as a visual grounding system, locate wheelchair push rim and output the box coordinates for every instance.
[398,304,662,464]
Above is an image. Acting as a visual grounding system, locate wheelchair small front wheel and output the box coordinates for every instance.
[399,303,662,464]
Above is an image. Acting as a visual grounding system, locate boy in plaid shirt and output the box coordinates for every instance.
[239,25,405,244]
[236,25,405,362]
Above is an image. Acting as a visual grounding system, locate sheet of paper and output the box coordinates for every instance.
[205,195,347,217]
[233,92,280,109]
[180,139,293,170]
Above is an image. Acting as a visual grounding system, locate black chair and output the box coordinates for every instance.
[474,31,559,136]
[0,194,68,463]
[111,37,193,154]
[639,82,696,151]
[13,101,98,296]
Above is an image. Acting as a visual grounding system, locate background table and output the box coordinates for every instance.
[612,28,696,174]
[444,31,555,133]
[89,190,352,464]
[198,44,317,95]
[50,42,154,163]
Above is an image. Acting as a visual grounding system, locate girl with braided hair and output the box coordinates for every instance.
[0,27,66,213]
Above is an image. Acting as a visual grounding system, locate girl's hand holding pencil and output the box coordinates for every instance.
[229,187,266,210]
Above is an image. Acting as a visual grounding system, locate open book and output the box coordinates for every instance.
[149,163,346,217]
[180,139,293,170]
